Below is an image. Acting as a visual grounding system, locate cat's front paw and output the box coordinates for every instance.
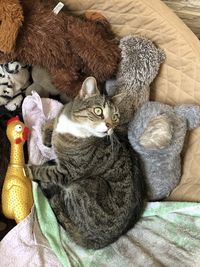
[41,120,54,147]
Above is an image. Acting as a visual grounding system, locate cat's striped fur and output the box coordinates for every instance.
[27,77,146,249]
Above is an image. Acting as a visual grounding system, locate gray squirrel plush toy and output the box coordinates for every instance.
[107,34,200,200]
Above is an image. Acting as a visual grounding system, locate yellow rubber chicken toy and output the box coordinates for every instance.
[1,116,33,224]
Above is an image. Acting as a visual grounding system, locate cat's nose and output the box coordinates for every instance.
[106,122,112,129]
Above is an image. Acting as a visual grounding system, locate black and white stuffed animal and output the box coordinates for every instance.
[0,61,30,111]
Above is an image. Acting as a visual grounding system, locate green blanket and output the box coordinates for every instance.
[33,182,200,267]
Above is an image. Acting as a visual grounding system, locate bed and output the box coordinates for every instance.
[1,0,200,266]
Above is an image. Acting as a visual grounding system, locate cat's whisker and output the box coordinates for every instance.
[109,134,114,152]
[108,133,116,158]
[112,131,120,145]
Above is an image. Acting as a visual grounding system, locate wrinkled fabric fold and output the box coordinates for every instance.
[22,91,63,164]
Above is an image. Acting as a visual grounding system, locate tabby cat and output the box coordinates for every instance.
[26,77,146,249]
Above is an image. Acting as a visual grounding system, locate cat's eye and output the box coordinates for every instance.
[94,107,103,116]
[112,114,119,122]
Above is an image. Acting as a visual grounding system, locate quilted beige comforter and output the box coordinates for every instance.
[63,0,200,201]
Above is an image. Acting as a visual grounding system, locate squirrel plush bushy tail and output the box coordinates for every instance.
[106,35,166,125]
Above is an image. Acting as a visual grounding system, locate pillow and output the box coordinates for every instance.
[62,0,200,201]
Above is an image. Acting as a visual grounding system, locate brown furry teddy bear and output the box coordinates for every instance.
[0,0,23,54]
[0,0,120,97]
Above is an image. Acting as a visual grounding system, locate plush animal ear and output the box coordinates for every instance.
[111,93,126,106]
[79,77,100,99]
[175,104,200,130]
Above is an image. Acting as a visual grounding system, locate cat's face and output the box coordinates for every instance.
[71,94,119,138]
[56,77,123,138]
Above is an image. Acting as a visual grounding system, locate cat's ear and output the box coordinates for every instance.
[78,77,100,99]
[111,93,126,106]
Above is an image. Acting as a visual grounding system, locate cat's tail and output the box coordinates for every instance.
[122,137,147,231]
